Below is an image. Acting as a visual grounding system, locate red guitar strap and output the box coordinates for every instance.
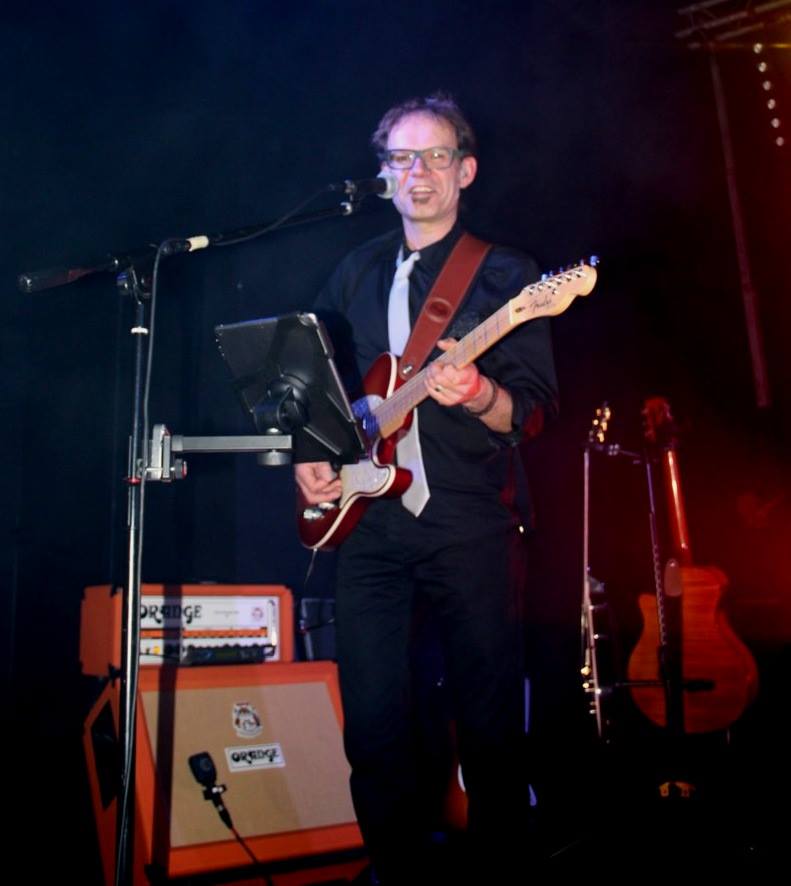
[397,232,492,381]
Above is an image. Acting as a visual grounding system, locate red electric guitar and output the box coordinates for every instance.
[297,260,598,550]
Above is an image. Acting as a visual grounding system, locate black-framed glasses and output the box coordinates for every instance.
[382,146,464,170]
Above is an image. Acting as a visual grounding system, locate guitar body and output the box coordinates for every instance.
[297,352,413,550]
[628,560,759,734]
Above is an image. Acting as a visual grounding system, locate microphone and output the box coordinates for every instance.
[188,751,233,829]
[329,170,398,200]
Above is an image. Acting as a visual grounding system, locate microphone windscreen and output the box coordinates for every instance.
[377,171,399,199]
[188,751,217,787]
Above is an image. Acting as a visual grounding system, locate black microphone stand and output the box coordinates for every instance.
[18,188,375,886]
[117,258,151,886]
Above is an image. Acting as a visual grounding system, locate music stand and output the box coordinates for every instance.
[215,312,365,466]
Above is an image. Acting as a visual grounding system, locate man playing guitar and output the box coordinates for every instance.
[294,93,558,884]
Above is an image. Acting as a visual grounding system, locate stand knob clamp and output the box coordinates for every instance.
[144,424,188,482]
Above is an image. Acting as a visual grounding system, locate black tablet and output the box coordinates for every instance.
[215,312,365,465]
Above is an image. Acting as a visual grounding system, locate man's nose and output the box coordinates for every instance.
[411,153,431,174]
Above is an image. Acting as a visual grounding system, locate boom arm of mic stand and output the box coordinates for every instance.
[207,200,366,247]
[18,196,370,293]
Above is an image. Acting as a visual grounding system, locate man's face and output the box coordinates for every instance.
[382,112,477,233]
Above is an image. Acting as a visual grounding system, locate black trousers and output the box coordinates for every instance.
[335,500,530,883]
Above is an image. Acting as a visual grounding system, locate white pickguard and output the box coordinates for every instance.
[339,394,397,506]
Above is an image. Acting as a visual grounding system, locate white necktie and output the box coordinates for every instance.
[387,248,430,517]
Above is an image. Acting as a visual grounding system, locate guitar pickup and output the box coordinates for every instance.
[302,501,338,521]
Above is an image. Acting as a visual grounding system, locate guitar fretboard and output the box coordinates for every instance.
[373,299,514,439]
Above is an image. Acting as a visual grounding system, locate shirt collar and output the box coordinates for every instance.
[402,221,464,274]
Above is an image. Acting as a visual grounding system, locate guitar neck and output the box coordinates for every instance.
[374,300,514,438]
[663,448,693,566]
[369,262,596,440]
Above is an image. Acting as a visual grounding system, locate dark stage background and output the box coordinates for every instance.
[2,1,790,880]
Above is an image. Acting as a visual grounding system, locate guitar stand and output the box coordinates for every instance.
[581,422,705,737]
[581,404,645,741]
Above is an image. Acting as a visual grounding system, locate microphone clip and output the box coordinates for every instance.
[202,782,227,803]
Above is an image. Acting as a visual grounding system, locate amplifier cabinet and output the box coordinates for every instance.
[83,662,361,884]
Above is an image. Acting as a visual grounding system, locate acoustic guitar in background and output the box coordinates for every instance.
[627,397,759,734]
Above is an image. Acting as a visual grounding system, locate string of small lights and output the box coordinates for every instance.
[753,41,785,147]
[676,1,789,148]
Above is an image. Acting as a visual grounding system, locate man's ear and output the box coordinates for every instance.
[459,155,477,189]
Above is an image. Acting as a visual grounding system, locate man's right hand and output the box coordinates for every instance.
[294,461,342,505]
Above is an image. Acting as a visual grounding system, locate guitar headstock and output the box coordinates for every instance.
[510,258,598,323]
[642,396,679,448]
[589,401,611,444]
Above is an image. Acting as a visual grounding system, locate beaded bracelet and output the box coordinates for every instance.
[463,377,499,417]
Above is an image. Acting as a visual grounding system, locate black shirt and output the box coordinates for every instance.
[315,222,558,544]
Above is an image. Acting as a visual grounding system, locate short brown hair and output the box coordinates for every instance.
[371,92,478,158]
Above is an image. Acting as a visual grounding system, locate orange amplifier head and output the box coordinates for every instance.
[81,584,294,677]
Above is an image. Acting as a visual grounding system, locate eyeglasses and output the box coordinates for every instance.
[382,146,464,170]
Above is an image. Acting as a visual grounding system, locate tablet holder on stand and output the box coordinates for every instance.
[148,311,365,479]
